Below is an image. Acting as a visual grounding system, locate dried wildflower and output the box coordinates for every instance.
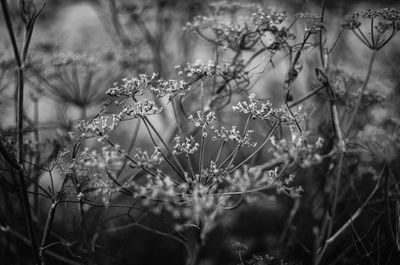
[106,74,157,97]
[271,105,304,125]
[269,126,324,168]
[77,114,122,138]
[253,8,287,27]
[228,166,279,192]
[134,172,227,237]
[212,126,257,148]
[297,13,325,34]
[233,93,273,120]
[80,146,124,170]
[150,78,189,99]
[134,147,163,168]
[233,93,300,124]
[121,99,163,118]
[33,53,113,108]
[176,60,217,79]
[342,8,400,50]
[172,135,199,155]
[342,12,361,30]
[186,6,289,51]
[188,111,216,129]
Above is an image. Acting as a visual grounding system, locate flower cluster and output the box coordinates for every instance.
[121,99,163,118]
[133,147,163,169]
[342,13,361,30]
[227,166,279,192]
[186,5,289,51]
[79,146,124,171]
[77,114,122,139]
[134,172,228,235]
[342,8,400,50]
[297,13,325,34]
[269,126,324,168]
[33,53,113,108]
[252,8,286,27]
[106,74,157,97]
[149,78,189,99]
[233,93,274,119]
[65,145,126,202]
[212,126,257,148]
[233,93,302,124]
[172,135,199,155]
[227,166,302,197]
[188,111,216,129]
[343,8,400,30]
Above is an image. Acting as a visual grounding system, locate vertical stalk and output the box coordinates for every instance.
[1,1,39,264]
[39,201,58,265]
[33,97,40,216]
[344,50,376,137]
[0,1,44,264]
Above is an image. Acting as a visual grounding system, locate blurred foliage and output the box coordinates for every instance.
[1,1,400,265]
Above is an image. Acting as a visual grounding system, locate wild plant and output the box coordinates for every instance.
[0,1,400,265]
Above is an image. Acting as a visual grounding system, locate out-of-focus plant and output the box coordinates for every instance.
[1,1,400,265]
[29,53,121,120]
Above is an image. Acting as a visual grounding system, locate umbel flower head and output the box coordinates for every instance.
[32,53,118,109]
[342,8,400,50]
[185,3,289,52]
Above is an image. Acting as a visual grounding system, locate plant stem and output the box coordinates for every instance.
[229,121,279,174]
[0,1,40,263]
[316,165,385,265]
[39,201,59,265]
[344,50,376,137]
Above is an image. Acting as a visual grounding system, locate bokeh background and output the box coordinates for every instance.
[1,0,400,264]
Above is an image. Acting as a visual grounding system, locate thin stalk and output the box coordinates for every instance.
[376,22,396,50]
[141,117,187,181]
[199,80,206,174]
[0,1,40,263]
[288,85,324,108]
[185,153,196,180]
[0,224,81,265]
[198,127,206,174]
[105,138,158,178]
[326,153,343,240]
[0,0,22,66]
[229,121,279,174]
[316,165,385,265]
[328,29,344,54]
[79,198,91,261]
[370,18,375,47]
[345,50,376,137]
[355,27,372,48]
[226,114,251,169]
[351,29,371,48]
[214,141,225,163]
[143,116,187,177]
[319,0,327,68]
[33,97,40,216]
[116,119,141,178]
[39,201,59,265]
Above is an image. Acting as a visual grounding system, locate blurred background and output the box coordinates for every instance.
[1,0,400,264]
